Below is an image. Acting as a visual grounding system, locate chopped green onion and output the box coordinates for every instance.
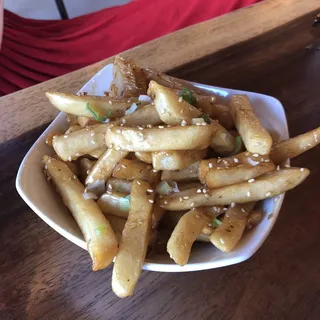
[119,195,130,212]
[86,103,110,122]
[136,101,142,106]
[199,113,211,124]
[95,224,107,235]
[212,218,222,228]
[191,118,205,125]
[156,181,173,195]
[230,136,243,156]
[178,87,197,106]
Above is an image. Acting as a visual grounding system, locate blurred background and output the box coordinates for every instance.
[4,0,130,19]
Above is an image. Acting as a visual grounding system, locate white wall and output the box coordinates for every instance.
[4,0,130,20]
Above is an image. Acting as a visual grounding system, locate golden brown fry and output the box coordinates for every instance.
[112,159,160,185]
[105,125,215,152]
[152,149,207,171]
[230,95,273,155]
[97,192,130,219]
[106,178,132,194]
[53,124,107,161]
[270,127,320,164]
[199,152,271,183]
[43,155,118,271]
[79,158,96,182]
[135,151,152,164]
[160,168,309,210]
[210,202,256,252]
[46,92,135,119]
[210,122,236,155]
[204,162,275,189]
[112,179,154,298]
[86,149,128,186]
[109,56,148,98]
[78,116,99,127]
[65,125,82,135]
[88,147,107,159]
[167,208,211,266]
[111,104,162,127]
[161,161,200,182]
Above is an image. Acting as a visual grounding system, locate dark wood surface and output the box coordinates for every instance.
[1,8,320,320]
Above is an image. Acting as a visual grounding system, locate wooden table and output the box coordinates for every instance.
[1,1,320,319]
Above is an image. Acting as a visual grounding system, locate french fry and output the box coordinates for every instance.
[65,125,82,135]
[161,161,200,182]
[210,202,256,252]
[97,192,130,219]
[79,158,96,182]
[78,116,99,127]
[53,124,107,161]
[270,127,320,164]
[152,149,207,171]
[46,92,135,119]
[167,208,211,266]
[148,80,200,125]
[198,101,233,129]
[88,147,108,159]
[85,149,128,186]
[204,162,275,189]
[160,168,309,210]
[112,179,154,298]
[229,95,273,155]
[199,152,271,183]
[112,159,160,185]
[106,178,132,194]
[111,104,162,127]
[105,125,215,152]
[135,151,152,164]
[209,122,237,155]
[109,56,148,98]
[151,199,166,229]
[43,155,118,271]
[105,215,126,243]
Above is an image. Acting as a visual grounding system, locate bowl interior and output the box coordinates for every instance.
[16,64,289,272]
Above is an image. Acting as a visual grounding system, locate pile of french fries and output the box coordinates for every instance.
[43,56,319,298]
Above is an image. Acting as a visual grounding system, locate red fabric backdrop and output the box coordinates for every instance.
[0,0,261,96]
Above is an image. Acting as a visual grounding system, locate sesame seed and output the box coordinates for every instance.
[137,181,141,185]
[265,192,271,197]
[92,140,96,144]
[152,169,158,173]
[253,153,259,157]
[285,164,290,168]
[276,165,280,171]
[183,196,189,200]
[122,119,126,124]
[190,202,195,207]
[116,130,121,134]
[90,132,95,136]
[147,189,154,193]
[274,197,279,202]
[201,122,208,126]
[220,238,225,244]
[181,120,187,126]
[148,199,154,203]
[147,124,153,128]
[202,189,207,194]
[245,152,250,156]
[138,126,144,130]
[204,194,209,198]
[241,208,246,213]
[264,159,270,162]
[208,163,213,168]
[164,201,168,204]
[179,197,183,202]
[180,110,184,114]
[233,158,239,163]
[247,191,251,197]
[230,202,235,208]
[158,125,164,129]
[108,184,113,190]
[223,160,228,165]
[197,189,202,193]
[109,100,113,105]
[213,206,218,212]
[121,164,127,168]
[223,207,228,211]
[260,158,265,162]
[73,175,77,179]
[115,147,121,151]
[208,223,212,227]
[300,168,305,172]
[64,135,68,138]
[86,170,90,174]
[211,97,214,102]
[195,214,200,218]
[248,178,255,183]
[178,97,183,102]
[68,156,72,161]
[120,124,124,127]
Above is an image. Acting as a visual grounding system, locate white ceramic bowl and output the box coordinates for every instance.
[16,64,289,272]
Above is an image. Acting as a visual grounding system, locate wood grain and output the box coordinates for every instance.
[1,1,320,319]
[0,0,319,144]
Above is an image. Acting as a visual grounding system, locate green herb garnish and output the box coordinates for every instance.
[199,113,211,124]
[178,87,197,106]
[230,136,243,155]
[95,224,107,235]
[86,103,111,122]
[136,101,142,106]
[212,218,222,228]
